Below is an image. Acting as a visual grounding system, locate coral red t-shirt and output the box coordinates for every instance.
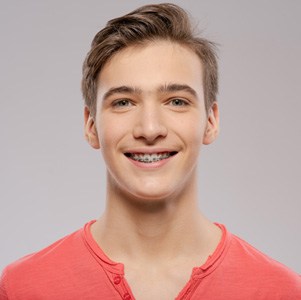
[0,221,300,299]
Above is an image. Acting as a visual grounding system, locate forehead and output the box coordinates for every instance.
[97,41,204,96]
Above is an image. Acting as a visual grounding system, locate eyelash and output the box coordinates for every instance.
[112,99,133,108]
[111,97,190,110]
[168,98,189,106]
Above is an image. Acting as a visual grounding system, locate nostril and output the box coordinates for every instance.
[132,118,168,142]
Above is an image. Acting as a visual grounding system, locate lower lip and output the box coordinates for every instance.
[126,155,175,169]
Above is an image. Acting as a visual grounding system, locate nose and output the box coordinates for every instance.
[133,105,168,143]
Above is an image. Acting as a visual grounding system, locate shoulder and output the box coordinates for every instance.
[224,231,301,296]
[6,226,83,271]
[0,224,91,299]
[229,233,298,273]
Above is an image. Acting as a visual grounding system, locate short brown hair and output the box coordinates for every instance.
[82,3,218,117]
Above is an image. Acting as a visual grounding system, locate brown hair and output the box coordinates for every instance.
[82,3,218,117]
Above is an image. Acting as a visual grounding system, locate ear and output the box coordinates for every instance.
[84,106,100,149]
[203,102,220,145]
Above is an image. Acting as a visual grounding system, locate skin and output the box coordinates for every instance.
[84,40,221,300]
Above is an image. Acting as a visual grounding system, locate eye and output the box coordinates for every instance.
[112,99,133,108]
[169,98,189,106]
[114,99,130,107]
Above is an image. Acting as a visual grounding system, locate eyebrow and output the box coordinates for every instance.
[158,83,197,98]
[102,83,197,101]
[102,86,142,101]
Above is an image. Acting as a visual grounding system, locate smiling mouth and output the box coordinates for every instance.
[124,152,178,163]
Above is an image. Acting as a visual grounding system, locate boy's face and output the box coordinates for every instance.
[85,41,219,201]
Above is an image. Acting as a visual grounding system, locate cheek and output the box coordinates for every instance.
[97,113,128,149]
[187,126,205,154]
[176,114,206,145]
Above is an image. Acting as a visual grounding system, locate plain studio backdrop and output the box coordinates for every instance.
[0,0,300,273]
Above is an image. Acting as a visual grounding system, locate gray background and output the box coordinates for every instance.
[0,0,300,273]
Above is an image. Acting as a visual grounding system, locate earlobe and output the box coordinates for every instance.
[203,102,220,145]
[84,106,100,149]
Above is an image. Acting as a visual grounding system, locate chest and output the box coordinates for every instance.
[124,265,194,300]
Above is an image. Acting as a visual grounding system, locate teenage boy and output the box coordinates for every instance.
[1,3,300,300]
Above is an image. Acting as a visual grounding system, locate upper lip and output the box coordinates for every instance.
[123,148,178,154]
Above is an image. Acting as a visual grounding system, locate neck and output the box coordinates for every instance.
[91,178,221,266]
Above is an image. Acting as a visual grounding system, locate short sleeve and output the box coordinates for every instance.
[0,268,10,300]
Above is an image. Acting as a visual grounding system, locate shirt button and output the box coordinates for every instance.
[123,293,131,300]
[113,275,122,285]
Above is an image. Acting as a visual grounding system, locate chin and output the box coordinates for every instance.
[124,182,182,203]
[123,190,176,212]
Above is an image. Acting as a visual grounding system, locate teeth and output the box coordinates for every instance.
[130,152,173,163]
